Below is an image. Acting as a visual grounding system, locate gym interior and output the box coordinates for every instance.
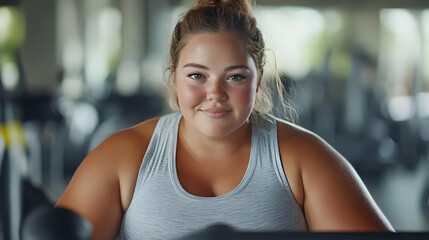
[1,0,429,239]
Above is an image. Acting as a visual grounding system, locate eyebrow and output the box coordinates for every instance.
[183,63,250,71]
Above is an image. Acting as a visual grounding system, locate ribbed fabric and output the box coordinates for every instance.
[117,112,307,240]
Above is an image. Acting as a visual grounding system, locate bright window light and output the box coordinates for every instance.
[255,7,327,79]
[1,61,19,91]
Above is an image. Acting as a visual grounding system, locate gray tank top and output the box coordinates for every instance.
[117,112,307,240]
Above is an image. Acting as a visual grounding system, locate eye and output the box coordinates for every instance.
[228,74,246,81]
[188,73,204,80]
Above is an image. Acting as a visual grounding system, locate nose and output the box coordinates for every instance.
[206,79,227,102]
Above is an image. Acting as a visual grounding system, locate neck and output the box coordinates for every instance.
[178,119,252,163]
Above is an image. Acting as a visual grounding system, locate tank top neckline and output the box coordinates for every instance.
[169,113,258,201]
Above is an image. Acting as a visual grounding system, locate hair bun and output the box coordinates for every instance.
[194,0,254,16]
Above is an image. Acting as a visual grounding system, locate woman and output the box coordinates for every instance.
[55,0,394,239]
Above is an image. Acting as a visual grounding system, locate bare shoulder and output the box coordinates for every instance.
[276,118,345,171]
[275,117,357,179]
[105,117,160,149]
[109,117,160,155]
[275,117,393,231]
[87,117,160,171]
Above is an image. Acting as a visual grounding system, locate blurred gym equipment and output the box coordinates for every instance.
[0,5,57,240]
[21,206,92,240]
[291,48,398,175]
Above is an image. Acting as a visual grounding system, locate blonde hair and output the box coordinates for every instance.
[165,0,294,122]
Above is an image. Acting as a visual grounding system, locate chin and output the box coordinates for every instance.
[198,125,234,139]
[196,118,249,139]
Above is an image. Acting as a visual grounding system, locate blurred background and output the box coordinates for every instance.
[0,0,428,239]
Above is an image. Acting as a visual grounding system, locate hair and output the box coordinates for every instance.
[164,0,295,122]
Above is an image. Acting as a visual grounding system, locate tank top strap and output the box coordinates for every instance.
[131,112,182,199]
[252,114,293,190]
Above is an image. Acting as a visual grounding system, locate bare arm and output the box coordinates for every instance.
[278,123,394,231]
[55,120,156,240]
[55,135,123,239]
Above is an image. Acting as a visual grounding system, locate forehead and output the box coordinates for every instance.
[178,31,255,68]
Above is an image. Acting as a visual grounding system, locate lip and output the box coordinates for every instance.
[200,108,231,119]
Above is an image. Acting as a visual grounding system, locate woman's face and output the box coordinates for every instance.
[174,31,260,138]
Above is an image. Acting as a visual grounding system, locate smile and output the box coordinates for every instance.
[201,108,232,119]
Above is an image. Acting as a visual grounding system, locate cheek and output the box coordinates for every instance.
[176,81,204,108]
[230,85,256,108]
